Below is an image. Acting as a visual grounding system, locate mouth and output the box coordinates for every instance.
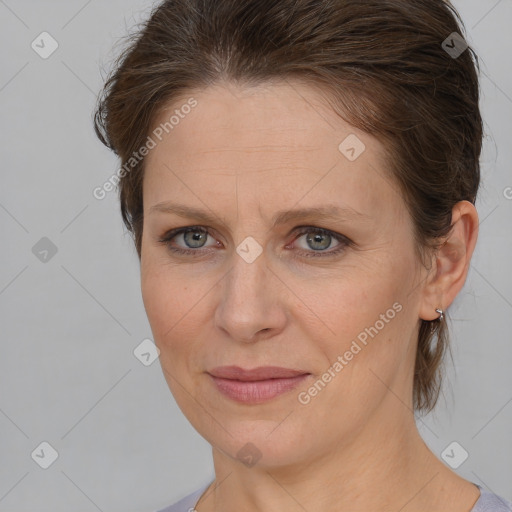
[207,366,311,404]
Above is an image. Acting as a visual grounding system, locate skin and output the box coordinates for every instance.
[140,80,480,512]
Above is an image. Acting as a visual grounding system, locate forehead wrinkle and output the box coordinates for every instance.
[167,165,326,178]
[195,145,321,155]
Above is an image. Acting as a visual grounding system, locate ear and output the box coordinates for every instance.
[418,200,479,321]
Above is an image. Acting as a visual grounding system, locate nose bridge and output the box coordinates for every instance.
[223,242,269,313]
[225,210,270,297]
[215,240,283,341]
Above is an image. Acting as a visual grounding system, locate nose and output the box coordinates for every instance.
[214,248,287,344]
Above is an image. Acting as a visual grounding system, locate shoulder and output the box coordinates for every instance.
[470,485,512,512]
[153,483,210,512]
[152,482,512,512]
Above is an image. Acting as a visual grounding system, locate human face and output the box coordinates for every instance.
[141,81,426,467]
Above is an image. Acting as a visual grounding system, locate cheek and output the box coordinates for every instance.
[295,293,411,436]
[141,263,189,352]
[315,261,406,345]
[141,267,205,412]
[140,258,214,379]
[308,254,415,393]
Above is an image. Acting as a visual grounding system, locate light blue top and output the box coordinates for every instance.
[155,482,512,512]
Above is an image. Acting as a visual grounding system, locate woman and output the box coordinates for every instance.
[94,0,511,511]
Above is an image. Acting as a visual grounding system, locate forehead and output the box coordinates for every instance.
[149,80,375,155]
[143,80,402,223]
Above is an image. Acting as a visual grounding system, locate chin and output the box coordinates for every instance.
[196,416,316,469]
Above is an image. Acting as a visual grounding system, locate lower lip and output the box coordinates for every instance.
[209,374,310,404]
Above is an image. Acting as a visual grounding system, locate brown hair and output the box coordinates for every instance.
[94,0,482,413]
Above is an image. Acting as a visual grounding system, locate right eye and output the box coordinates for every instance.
[158,226,220,256]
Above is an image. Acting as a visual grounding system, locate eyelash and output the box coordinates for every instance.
[158,226,351,259]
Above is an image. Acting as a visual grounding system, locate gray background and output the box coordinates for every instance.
[0,0,511,510]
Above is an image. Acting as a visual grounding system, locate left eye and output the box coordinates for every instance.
[158,226,350,258]
[289,227,349,258]
[293,229,335,251]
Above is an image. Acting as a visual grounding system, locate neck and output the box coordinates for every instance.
[197,402,477,512]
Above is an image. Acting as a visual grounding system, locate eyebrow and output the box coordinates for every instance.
[149,201,369,228]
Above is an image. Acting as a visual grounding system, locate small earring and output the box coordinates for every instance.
[435,308,444,321]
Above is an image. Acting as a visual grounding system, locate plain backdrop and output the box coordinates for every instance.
[0,0,511,510]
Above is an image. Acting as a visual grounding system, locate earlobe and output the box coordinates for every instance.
[418,200,479,321]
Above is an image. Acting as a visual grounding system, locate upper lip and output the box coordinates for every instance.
[208,366,309,381]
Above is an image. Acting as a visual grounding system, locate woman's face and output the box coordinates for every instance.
[141,81,428,467]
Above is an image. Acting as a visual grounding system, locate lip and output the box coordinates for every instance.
[208,365,309,381]
[207,366,310,404]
